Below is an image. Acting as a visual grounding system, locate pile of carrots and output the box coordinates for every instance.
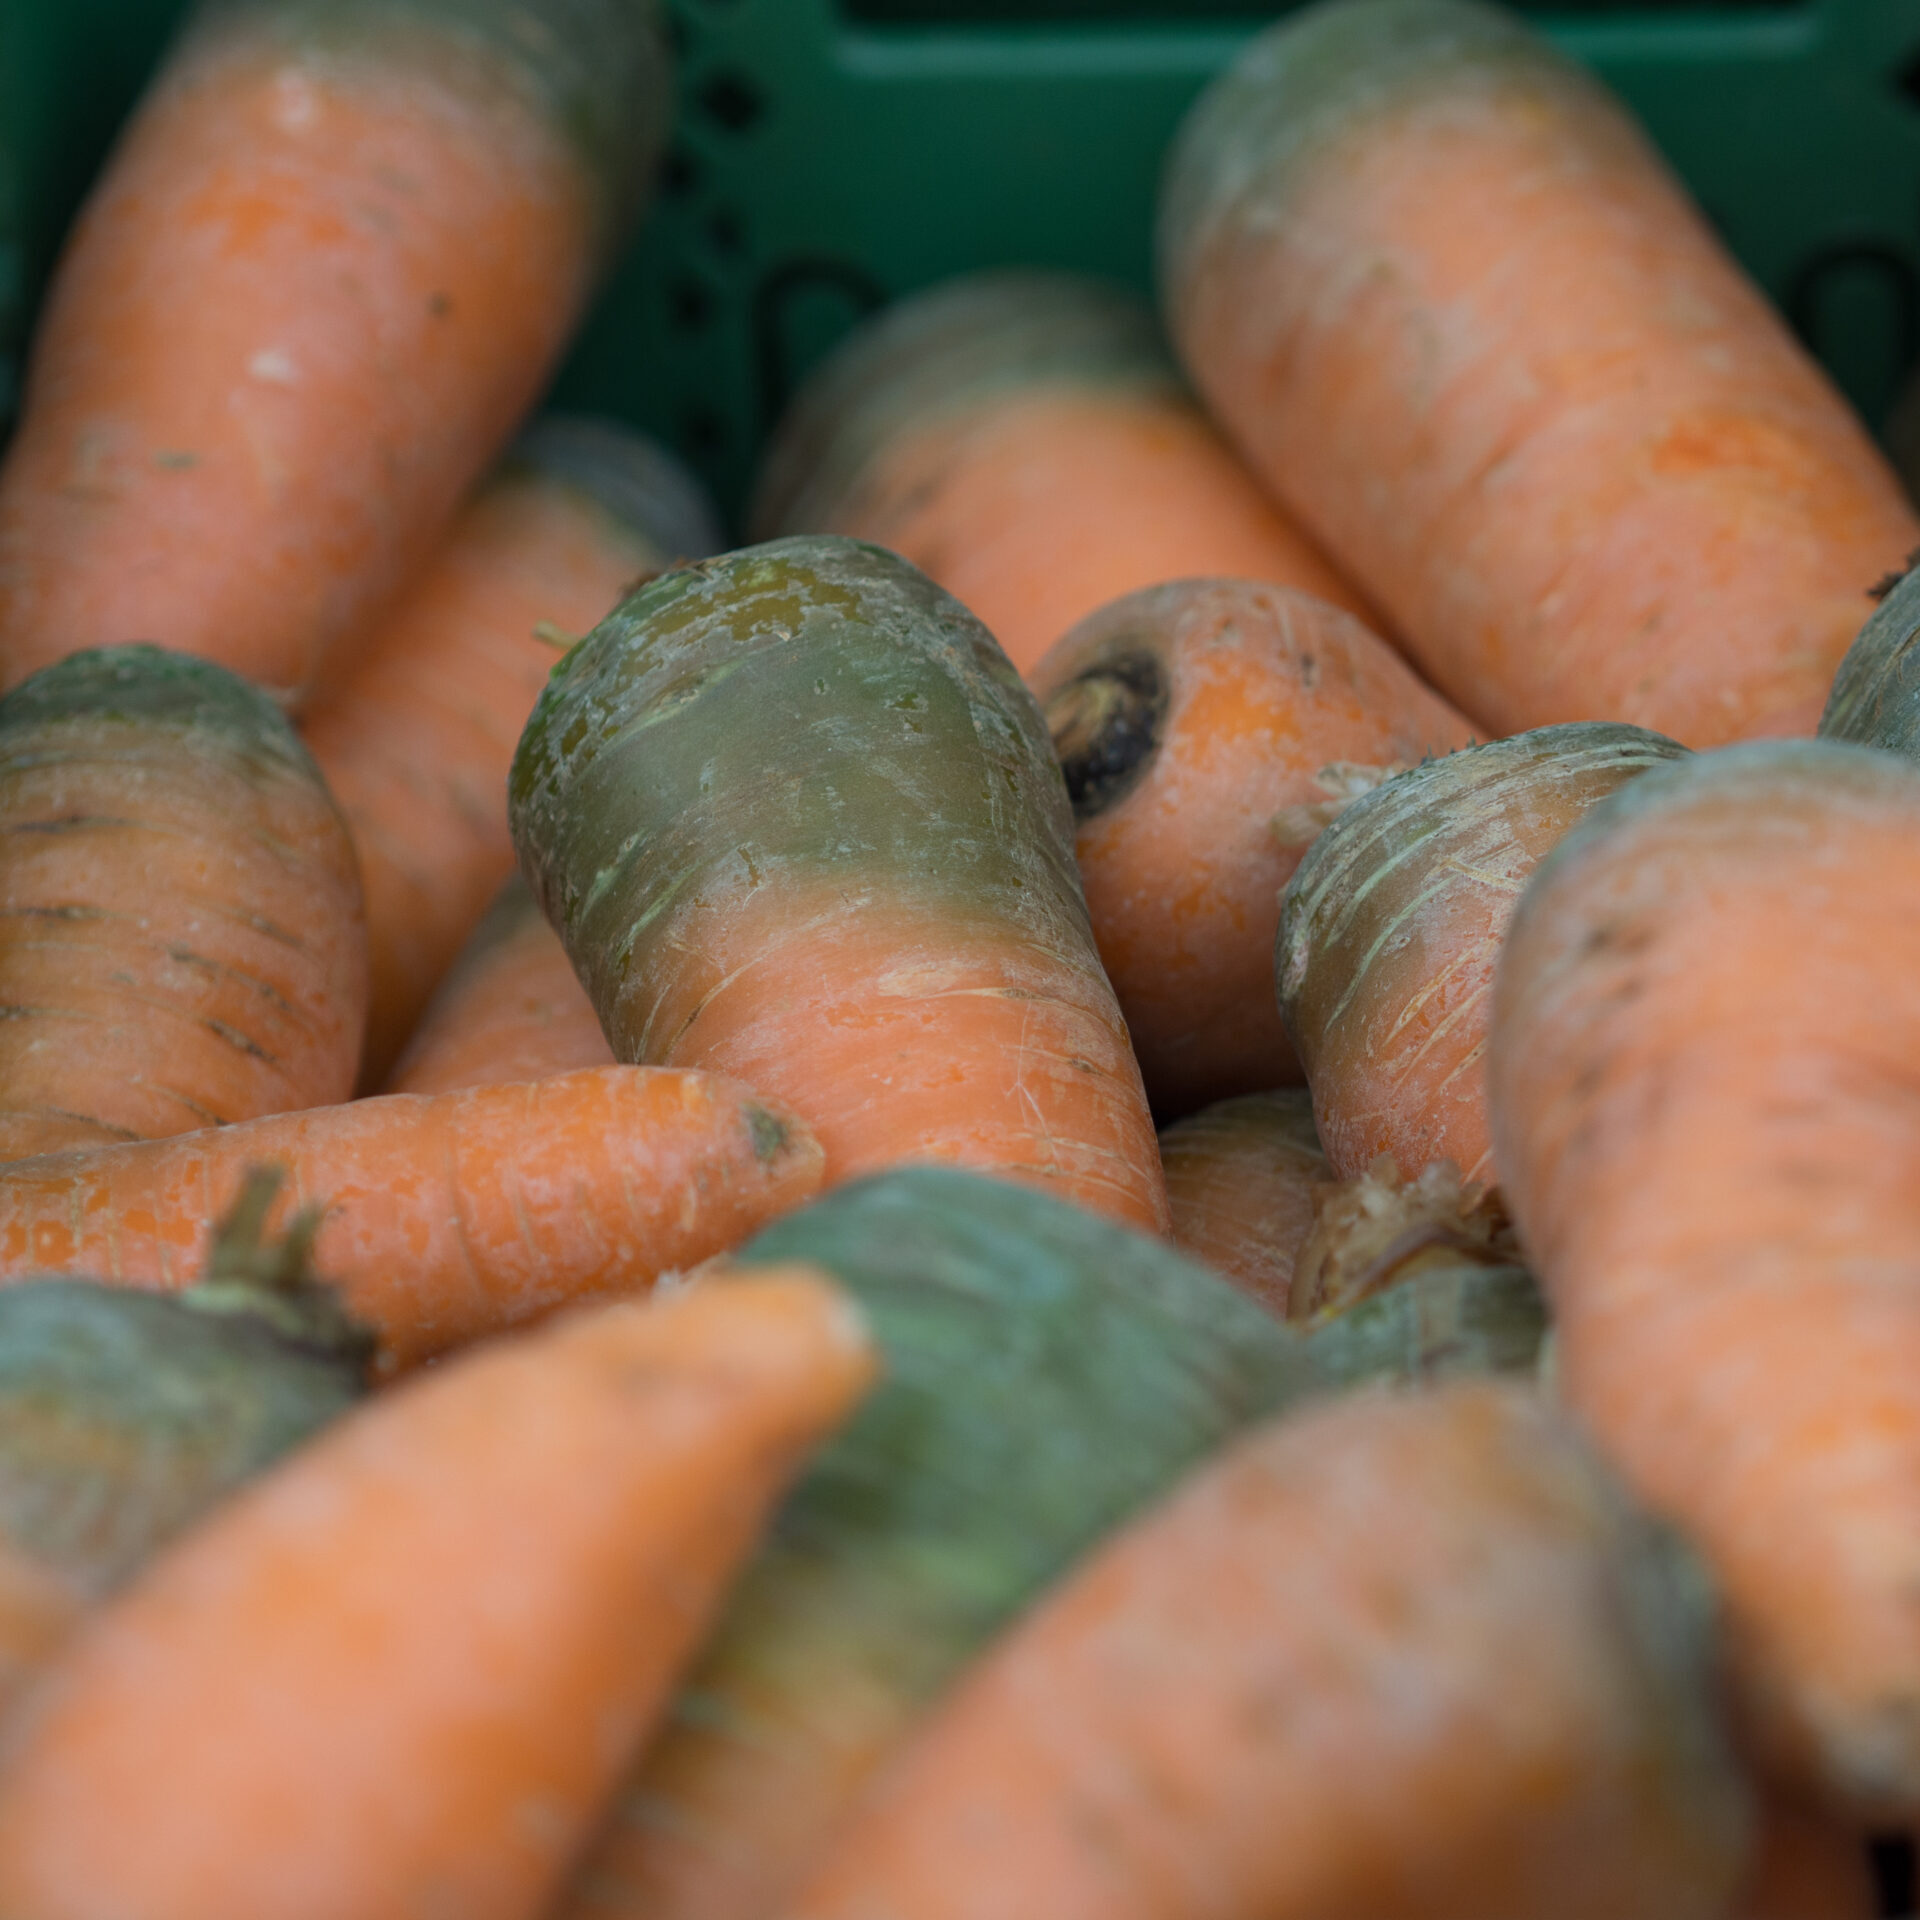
[0,0,1918,1912]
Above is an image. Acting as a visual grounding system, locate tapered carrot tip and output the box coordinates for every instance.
[1032,580,1475,1116]
[0,1269,875,1920]
[1488,739,1920,1812]
[1820,555,1920,753]
[1160,0,1919,746]
[782,1379,1752,1920]
[750,271,1370,673]
[1279,722,1686,1187]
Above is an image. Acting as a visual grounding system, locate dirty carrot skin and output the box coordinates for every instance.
[559,1167,1313,1920]
[1279,723,1686,1186]
[0,1269,875,1920]
[0,646,366,1160]
[750,272,1371,676]
[386,876,611,1095]
[0,1066,823,1370]
[1819,557,1920,754]
[1160,0,1920,746]
[0,0,671,706]
[511,537,1168,1231]
[1488,741,1920,1811]
[1034,580,1476,1114]
[304,418,717,1086]
[782,1379,1751,1920]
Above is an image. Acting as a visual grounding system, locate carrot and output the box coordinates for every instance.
[750,271,1372,676]
[0,1065,824,1370]
[0,645,366,1160]
[1820,553,1920,753]
[0,0,672,706]
[1487,738,1920,1811]
[1033,579,1476,1114]
[781,1378,1751,1920]
[0,1267,875,1920]
[303,416,718,1086]
[1159,0,1920,747]
[1279,722,1686,1186]
[0,1170,367,1705]
[386,875,611,1095]
[1733,1798,1876,1920]
[511,537,1169,1231]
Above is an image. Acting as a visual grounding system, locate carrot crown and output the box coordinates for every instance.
[508,415,723,571]
[1820,558,1920,754]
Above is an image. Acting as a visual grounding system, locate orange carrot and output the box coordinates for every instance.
[0,1269,875,1920]
[1488,739,1920,1811]
[511,538,1169,1232]
[782,1379,1751,1920]
[751,271,1373,676]
[303,416,716,1085]
[1733,1799,1875,1920]
[0,0,671,706]
[386,875,610,1095]
[1279,722,1685,1186]
[1033,579,1476,1113]
[0,1066,823,1369]
[1160,0,1920,745]
[0,645,365,1160]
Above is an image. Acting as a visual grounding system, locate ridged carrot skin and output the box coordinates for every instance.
[511,537,1168,1231]
[1279,723,1686,1186]
[0,1066,824,1369]
[1488,741,1920,1812]
[1820,560,1920,755]
[0,1270,876,1920]
[782,1379,1750,1920]
[1160,0,1919,746]
[386,875,611,1095]
[1034,580,1476,1114]
[0,0,670,706]
[303,417,715,1085]
[750,272,1370,676]
[0,646,366,1160]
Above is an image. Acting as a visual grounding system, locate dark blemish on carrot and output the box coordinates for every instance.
[1045,647,1168,821]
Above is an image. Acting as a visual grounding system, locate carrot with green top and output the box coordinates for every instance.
[386,876,611,1095]
[1280,723,1686,1186]
[751,272,1372,676]
[1033,579,1476,1115]
[781,1379,1750,1920]
[303,416,718,1085]
[1160,0,1920,745]
[0,1065,823,1369]
[0,1267,875,1920]
[0,645,365,1160]
[1488,739,1920,1811]
[0,0,671,705]
[511,537,1168,1231]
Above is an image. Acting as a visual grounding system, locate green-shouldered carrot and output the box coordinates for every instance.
[1034,579,1476,1115]
[1820,553,1920,754]
[1160,0,1919,746]
[385,875,611,1095]
[1488,739,1920,1812]
[303,416,717,1085]
[0,1267,875,1920]
[0,645,365,1160]
[1279,723,1686,1186]
[0,0,671,706]
[751,271,1372,677]
[0,1066,823,1370]
[511,537,1168,1232]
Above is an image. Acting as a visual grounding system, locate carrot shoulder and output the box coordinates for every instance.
[0,1269,875,1920]
[511,537,1168,1232]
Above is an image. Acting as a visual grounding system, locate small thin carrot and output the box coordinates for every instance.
[0,0,671,704]
[0,1065,824,1369]
[0,645,366,1160]
[302,416,718,1085]
[0,1268,876,1920]
[781,1379,1751,1920]
[1033,579,1476,1114]
[511,538,1168,1232]
[386,875,611,1095]
[751,271,1373,676]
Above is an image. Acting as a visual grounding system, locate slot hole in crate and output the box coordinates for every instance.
[1898,48,1920,112]
[699,71,767,134]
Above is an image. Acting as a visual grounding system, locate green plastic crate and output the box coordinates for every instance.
[3,0,1919,523]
